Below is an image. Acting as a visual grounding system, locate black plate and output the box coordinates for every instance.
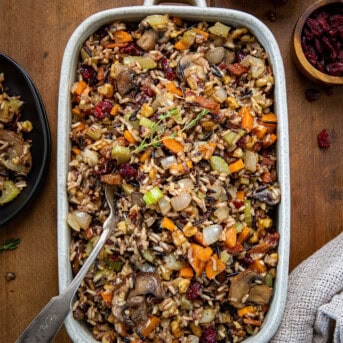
[0,53,51,227]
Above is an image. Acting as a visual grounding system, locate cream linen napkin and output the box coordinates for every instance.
[271,232,343,343]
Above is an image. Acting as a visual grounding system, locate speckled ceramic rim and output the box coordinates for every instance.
[57,2,290,342]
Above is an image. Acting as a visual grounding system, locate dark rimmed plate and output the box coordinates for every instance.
[0,53,51,227]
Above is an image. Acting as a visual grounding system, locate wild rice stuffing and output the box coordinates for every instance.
[67,15,281,343]
[0,73,33,205]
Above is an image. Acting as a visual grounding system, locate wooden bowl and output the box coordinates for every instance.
[292,0,343,86]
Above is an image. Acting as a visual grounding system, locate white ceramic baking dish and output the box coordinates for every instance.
[57,1,290,342]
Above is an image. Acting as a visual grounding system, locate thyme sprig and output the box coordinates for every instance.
[0,238,20,253]
[134,108,209,153]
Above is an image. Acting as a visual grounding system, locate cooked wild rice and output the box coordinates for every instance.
[67,15,281,343]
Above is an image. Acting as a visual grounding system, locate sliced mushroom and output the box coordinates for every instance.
[0,129,32,175]
[229,270,260,308]
[111,280,131,322]
[128,272,165,299]
[136,30,159,51]
[122,295,148,326]
[177,54,209,90]
[116,69,136,96]
[252,184,281,205]
[247,284,273,305]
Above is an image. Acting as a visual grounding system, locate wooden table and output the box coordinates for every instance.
[0,0,342,342]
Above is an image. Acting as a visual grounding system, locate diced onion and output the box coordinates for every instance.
[67,210,92,231]
[199,308,216,324]
[203,224,223,245]
[214,206,230,222]
[244,150,258,172]
[160,156,177,170]
[158,196,171,215]
[211,87,227,103]
[171,193,192,211]
[178,178,194,190]
[164,253,185,271]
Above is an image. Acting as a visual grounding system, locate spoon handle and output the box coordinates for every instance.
[16,226,112,343]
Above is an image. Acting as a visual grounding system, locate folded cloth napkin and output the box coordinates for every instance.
[271,232,343,343]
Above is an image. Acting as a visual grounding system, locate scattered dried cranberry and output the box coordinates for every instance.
[200,325,217,343]
[185,282,202,300]
[161,57,175,80]
[119,163,138,180]
[94,100,113,119]
[120,42,141,56]
[317,129,330,149]
[232,200,244,209]
[266,10,277,22]
[79,64,95,83]
[305,88,321,102]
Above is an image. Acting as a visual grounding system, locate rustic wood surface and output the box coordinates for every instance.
[0,0,342,342]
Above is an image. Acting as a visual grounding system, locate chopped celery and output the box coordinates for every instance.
[105,259,123,272]
[220,250,231,264]
[222,130,245,147]
[244,199,252,227]
[139,117,154,129]
[123,56,157,70]
[143,186,163,206]
[145,14,169,31]
[208,22,230,38]
[209,155,229,173]
[111,144,130,164]
[0,181,20,205]
[86,124,102,140]
[264,273,273,287]
[235,222,244,233]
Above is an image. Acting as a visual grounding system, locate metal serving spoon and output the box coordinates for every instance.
[16,185,118,343]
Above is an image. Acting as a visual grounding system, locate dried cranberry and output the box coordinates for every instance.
[119,163,137,180]
[200,325,217,343]
[232,200,244,209]
[160,58,175,80]
[326,62,343,76]
[185,282,202,300]
[120,42,141,56]
[94,100,113,119]
[305,88,321,102]
[317,129,330,149]
[79,64,95,82]
[265,10,277,23]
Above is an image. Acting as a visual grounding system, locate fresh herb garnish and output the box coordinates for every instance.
[0,238,20,253]
[134,108,209,153]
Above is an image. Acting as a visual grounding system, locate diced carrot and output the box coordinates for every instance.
[237,306,256,317]
[179,266,194,279]
[73,122,86,132]
[236,190,245,201]
[72,80,87,95]
[199,142,216,160]
[192,28,209,39]
[100,290,113,306]
[169,161,192,175]
[253,125,268,139]
[189,244,209,276]
[161,217,177,232]
[229,159,245,174]
[124,130,136,144]
[260,121,276,133]
[261,113,277,124]
[194,231,204,246]
[249,259,267,274]
[110,104,120,116]
[140,148,152,163]
[261,171,274,183]
[237,226,250,244]
[243,318,262,326]
[117,322,128,337]
[97,67,105,81]
[175,39,191,50]
[72,147,81,155]
[140,316,161,337]
[240,107,254,132]
[72,107,81,117]
[225,226,237,248]
[162,137,184,153]
[205,254,226,280]
[166,81,183,97]
[263,133,277,148]
[113,30,133,43]
[198,246,213,262]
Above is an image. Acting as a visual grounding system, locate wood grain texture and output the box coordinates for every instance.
[0,1,342,342]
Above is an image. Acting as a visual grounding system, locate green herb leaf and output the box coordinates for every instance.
[0,238,20,253]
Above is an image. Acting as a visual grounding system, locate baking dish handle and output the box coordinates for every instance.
[143,0,208,7]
